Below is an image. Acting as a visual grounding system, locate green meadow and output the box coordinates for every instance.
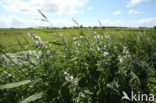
[0,27,155,53]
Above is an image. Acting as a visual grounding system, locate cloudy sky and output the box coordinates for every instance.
[0,0,156,28]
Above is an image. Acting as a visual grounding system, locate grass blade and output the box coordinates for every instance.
[0,80,31,89]
[37,9,47,20]
[20,92,44,103]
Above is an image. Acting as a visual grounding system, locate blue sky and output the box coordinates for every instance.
[0,0,156,28]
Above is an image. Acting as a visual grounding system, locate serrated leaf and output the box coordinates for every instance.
[0,80,31,89]
[20,92,44,103]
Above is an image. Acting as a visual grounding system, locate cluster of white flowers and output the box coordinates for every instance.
[64,72,74,82]
[118,46,130,63]
[60,34,66,45]
[34,36,45,46]
[94,32,100,43]
[28,33,47,48]
[104,52,109,56]
[64,72,78,87]
[73,37,79,46]
[60,34,68,51]
[123,46,130,57]
[94,32,102,51]
[119,56,124,63]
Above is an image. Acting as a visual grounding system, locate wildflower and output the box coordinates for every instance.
[64,72,74,82]
[80,36,84,39]
[107,84,114,89]
[61,34,66,46]
[105,34,110,40]
[119,57,124,63]
[123,46,127,50]
[64,72,68,75]
[74,41,79,46]
[73,37,77,41]
[94,32,97,38]
[125,51,129,55]
[95,35,100,43]
[3,71,7,74]
[65,75,74,82]
[104,52,109,56]
[34,36,41,40]
[97,47,101,51]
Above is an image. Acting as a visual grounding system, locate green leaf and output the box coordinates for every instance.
[0,80,31,89]
[20,92,44,103]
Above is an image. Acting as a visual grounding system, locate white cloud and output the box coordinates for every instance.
[128,9,144,15]
[101,18,156,27]
[87,6,92,10]
[0,16,74,28]
[0,16,156,28]
[1,0,88,15]
[113,10,121,15]
[127,0,149,8]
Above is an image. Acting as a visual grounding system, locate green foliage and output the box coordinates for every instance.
[0,27,156,102]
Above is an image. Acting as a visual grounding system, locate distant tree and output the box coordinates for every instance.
[102,26,105,30]
[80,25,83,28]
[153,26,156,30]
[93,26,98,29]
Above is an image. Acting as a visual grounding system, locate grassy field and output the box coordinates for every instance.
[0,27,156,103]
[0,27,155,53]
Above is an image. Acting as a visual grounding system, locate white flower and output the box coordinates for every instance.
[104,52,109,56]
[125,51,129,55]
[105,34,110,40]
[34,36,41,40]
[64,72,67,75]
[74,41,79,46]
[3,71,7,74]
[73,37,77,41]
[119,58,124,63]
[80,36,84,39]
[118,55,121,58]
[97,47,100,51]
[123,46,127,50]
[107,84,113,89]
[65,75,73,82]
